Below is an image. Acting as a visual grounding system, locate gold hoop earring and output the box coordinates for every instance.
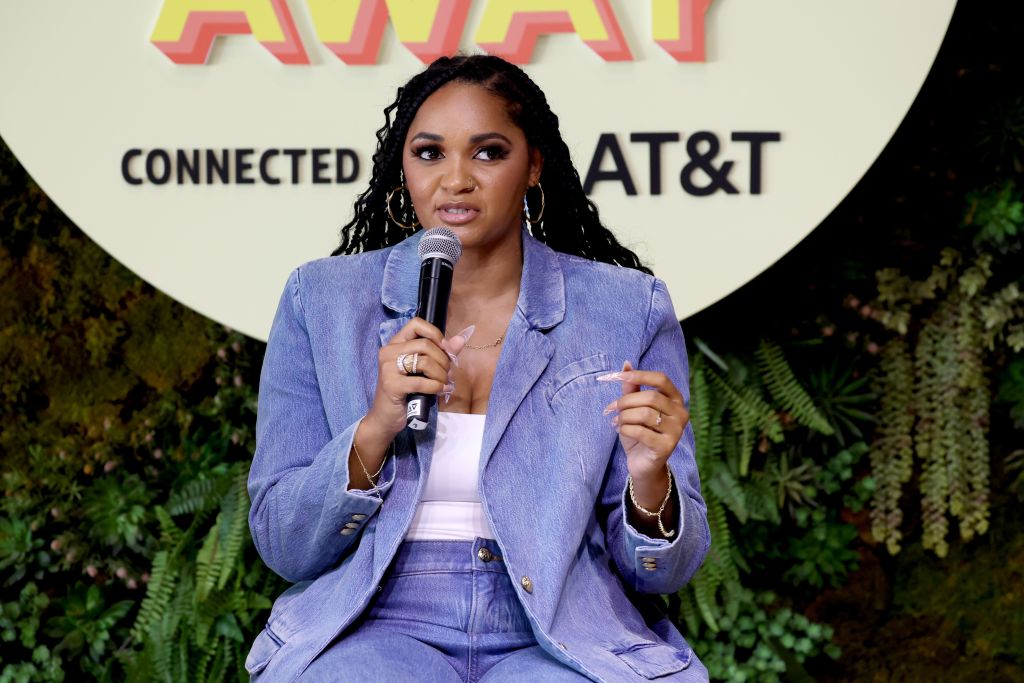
[386,185,419,231]
[524,182,545,225]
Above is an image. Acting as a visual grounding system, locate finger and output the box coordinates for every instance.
[608,398,688,431]
[616,424,672,460]
[596,360,642,393]
[614,405,671,434]
[617,367,684,405]
[603,389,675,417]
[440,324,475,367]
[388,317,445,347]
[387,356,444,387]
[403,352,450,384]
[394,340,451,381]
[396,376,447,396]
[621,360,640,397]
[413,337,454,373]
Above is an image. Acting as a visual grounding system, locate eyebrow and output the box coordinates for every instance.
[470,132,512,145]
[409,131,513,145]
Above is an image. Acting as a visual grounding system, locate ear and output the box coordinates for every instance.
[528,146,544,187]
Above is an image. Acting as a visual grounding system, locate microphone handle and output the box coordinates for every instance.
[406,257,453,430]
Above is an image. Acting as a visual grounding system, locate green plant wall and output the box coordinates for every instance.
[0,139,285,681]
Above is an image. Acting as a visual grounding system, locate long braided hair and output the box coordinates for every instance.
[330,54,652,276]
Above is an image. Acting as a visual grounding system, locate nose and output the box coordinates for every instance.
[441,157,476,194]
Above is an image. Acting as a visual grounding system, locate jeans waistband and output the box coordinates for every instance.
[389,537,506,575]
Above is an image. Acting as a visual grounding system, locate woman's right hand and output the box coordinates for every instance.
[363,317,474,440]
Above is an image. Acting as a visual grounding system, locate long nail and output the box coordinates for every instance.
[597,372,625,382]
[457,324,476,342]
[447,351,459,368]
[602,400,618,416]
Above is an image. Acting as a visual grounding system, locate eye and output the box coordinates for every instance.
[411,144,442,161]
[474,145,509,161]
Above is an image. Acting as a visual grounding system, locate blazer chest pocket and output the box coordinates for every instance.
[545,353,610,406]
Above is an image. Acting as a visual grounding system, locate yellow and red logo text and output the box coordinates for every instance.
[150,0,713,65]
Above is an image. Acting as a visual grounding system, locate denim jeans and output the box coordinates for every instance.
[298,538,590,682]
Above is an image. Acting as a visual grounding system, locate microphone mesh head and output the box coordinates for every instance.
[418,226,462,265]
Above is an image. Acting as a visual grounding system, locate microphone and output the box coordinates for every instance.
[406,226,462,430]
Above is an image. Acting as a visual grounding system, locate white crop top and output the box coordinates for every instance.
[404,411,496,541]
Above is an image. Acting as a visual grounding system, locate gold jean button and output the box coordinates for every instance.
[521,575,533,593]
[477,547,494,562]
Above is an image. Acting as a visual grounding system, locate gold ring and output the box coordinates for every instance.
[655,410,663,426]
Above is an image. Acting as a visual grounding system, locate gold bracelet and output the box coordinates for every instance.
[352,440,391,500]
[627,464,675,538]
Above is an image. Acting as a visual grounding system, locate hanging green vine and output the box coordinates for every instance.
[868,182,1022,557]
[869,338,915,555]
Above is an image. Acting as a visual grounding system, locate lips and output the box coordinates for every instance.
[437,202,480,225]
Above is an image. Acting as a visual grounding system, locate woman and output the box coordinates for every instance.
[246,55,710,682]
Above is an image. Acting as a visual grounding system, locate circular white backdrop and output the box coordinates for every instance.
[0,1,957,340]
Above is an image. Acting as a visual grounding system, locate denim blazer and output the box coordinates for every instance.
[246,225,711,682]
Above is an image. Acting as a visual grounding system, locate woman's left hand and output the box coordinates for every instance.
[598,360,690,483]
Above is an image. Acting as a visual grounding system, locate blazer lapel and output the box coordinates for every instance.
[479,225,565,471]
[479,312,553,473]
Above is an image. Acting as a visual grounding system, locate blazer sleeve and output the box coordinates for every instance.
[247,266,396,583]
[597,277,710,595]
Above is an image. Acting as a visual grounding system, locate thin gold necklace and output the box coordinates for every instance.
[463,334,503,350]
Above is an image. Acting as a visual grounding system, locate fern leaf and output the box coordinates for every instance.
[195,515,223,604]
[693,573,720,632]
[708,466,748,523]
[738,413,757,475]
[167,474,230,517]
[132,550,177,642]
[217,467,250,591]
[193,637,216,683]
[756,338,835,435]
[154,505,183,548]
[705,362,783,473]
[691,356,714,467]
[676,586,701,636]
